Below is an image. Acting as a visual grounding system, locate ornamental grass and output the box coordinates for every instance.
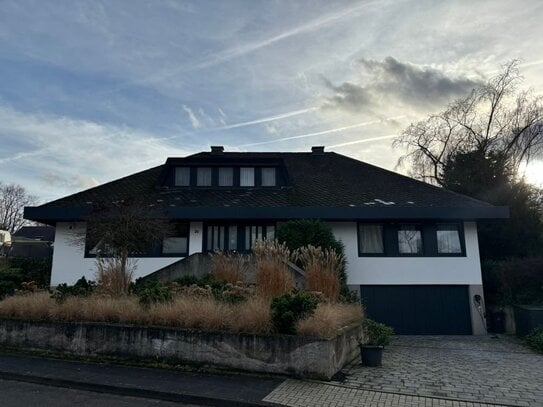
[295,245,342,302]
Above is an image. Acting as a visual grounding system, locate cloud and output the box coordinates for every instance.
[239,116,404,147]
[0,105,188,200]
[42,172,99,191]
[216,107,318,130]
[323,57,484,114]
[182,104,201,129]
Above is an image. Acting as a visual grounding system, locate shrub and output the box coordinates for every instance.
[296,302,363,337]
[50,277,95,304]
[482,257,543,305]
[270,292,318,334]
[362,318,394,347]
[210,251,248,285]
[253,240,293,299]
[295,245,342,301]
[0,268,25,299]
[137,280,172,308]
[526,327,543,353]
[276,220,350,299]
[8,257,52,287]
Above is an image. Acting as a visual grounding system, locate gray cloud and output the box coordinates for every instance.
[323,57,484,113]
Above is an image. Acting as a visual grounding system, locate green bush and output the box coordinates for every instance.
[482,257,543,306]
[270,292,319,334]
[8,257,52,287]
[526,328,543,353]
[137,280,173,308]
[0,268,25,299]
[50,276,95,304]
[363,318,394,347]
[276,220,353,300]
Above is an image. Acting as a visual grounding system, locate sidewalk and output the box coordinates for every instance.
[0,353,282,406]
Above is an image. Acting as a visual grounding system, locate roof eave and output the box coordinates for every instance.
[24,205,509,222]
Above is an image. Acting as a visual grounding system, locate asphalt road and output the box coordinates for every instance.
[0,379,199,407]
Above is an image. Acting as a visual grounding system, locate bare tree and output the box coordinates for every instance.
[0,182,38,232]
[394,60,543,185]
[73,197,174,291]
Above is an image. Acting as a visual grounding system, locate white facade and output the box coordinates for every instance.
[330,221,482,286]
[51,220,482,287]
[51,222,204,286]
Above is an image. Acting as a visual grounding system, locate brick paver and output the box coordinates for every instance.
[264,335,543,407]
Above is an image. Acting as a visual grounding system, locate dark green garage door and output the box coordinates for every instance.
[360,285,472,335]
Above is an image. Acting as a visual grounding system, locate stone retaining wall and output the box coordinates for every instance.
[0,319,363,380]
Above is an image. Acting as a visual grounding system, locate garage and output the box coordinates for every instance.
[360,285,472,335]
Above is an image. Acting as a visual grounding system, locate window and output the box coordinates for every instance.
[218,167,234,186]
[437,224,462,254]
[204,223,274,252]
[162,223,189,255]
[358,224,384,254]
[197,167,212,186]
[175,167,190,186]
[261,168,276,186]
[398,225,423,254]
[240,167,255,186]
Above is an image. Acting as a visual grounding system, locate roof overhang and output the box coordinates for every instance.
[25,205,509,223]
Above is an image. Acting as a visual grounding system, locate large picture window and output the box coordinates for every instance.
[397,225,423,254]
[162,222,189,255]
[437,224,462,254]
[358,224,384,254]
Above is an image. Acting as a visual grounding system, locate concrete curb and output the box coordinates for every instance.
[0,371,280,407]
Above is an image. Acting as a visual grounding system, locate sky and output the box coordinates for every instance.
[1,0,543,202]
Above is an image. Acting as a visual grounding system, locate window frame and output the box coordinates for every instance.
[239,167,255,187]
[196,167,213,187]
[357,221,466,258]
[357,223,386,256]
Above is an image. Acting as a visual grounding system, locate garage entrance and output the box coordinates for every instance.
[360,285,472,335]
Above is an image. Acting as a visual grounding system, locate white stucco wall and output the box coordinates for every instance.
[50,222,203,286]
[330,221,483,285]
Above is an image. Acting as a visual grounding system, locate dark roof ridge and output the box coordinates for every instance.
[329,152,493,207]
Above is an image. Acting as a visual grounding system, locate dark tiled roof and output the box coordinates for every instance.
[37,152,492,210]
[13,226,55,241]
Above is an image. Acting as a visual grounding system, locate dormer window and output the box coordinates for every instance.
[240,167,255,186]
[218,167,234,186]
[175,167,190,186]
[261,168,276,186]
[197,167,212,186]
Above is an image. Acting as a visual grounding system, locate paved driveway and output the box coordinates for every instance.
[337,335,543,406]
[265,335,543,407]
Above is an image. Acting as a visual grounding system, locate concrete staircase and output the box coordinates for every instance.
[141,252,305,289]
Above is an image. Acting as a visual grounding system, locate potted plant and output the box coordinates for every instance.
[360,319,394,367]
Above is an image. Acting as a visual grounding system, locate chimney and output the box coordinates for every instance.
[210,146,224,154]
[311,146,325,155]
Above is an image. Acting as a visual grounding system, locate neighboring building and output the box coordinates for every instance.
[24,146,508,335]
[0,229,12,257]
[10,225,55,258]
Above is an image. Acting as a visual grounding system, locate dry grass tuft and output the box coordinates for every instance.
[210,251,249,285]
[295,245,342,302]
[0,291,52,320]
[0,291,271,334]
[296,302,363,338]
[95,257,135,296]
[253,239,293,299]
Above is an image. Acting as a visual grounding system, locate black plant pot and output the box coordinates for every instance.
[360,345,383,367]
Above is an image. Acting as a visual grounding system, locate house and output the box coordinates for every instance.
[0,229,11,257]
[24,146,508,335]
[9,225,55,258]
